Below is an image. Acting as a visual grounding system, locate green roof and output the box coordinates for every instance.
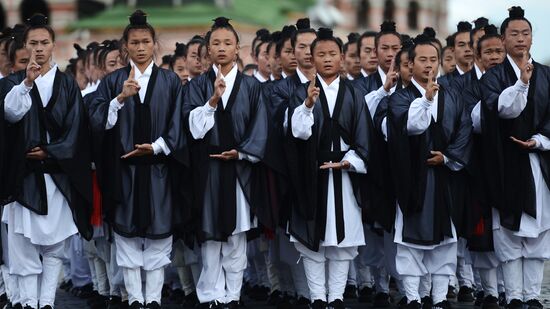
[70,0,315,31]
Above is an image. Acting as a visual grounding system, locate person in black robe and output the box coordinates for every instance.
[438,21,474,89]
[285,28,370,309]
[183,17,267,309]
[87,11,188,309]
[460,24,506,309]
[386,35,472,309]
[0,15,93,309]
[480,7,550,309]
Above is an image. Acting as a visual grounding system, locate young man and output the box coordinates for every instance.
[385,34,472,309]
[87,11,188,309]
[286,27,370,309]
[480,7,550,309]
[343,33,361,80]
[1,14,93,309]
[186,35,205,81]
[439,21,474,88]
[357,31,378,78]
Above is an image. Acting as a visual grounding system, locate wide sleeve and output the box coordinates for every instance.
[3,81,33,123]
[442,93,472,168]
[497,80,529,119]
[291,102,315,140]
[237,81,268,160]
[88,74,118,133]
[364,86,390,120]
[183,76,216,140]
[407,95,433,135]
[159,75,187,162]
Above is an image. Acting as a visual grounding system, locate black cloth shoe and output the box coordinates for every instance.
[120,300,129,309]
[457,286,475,302]
[268,290,283,305]
[13,304,23,309]
[295,296,311,308]
[40,306,52,309]
[480,295,500,309]
[182,291,199,308]
[328,299,345,309]
[525,299,543,309]
[397,296,408,309]
[206,300,223,309]
[357,286,374,303]
[310,300,328,309]
[90,295,110,309]
[446,286,456,299]
[373,292,391,307]
[107,296,122,309]
[421,296,433,309]
[406,300,421,309]
[167,288,185,304]
[343,285,357,299]
[145,301,160,309]
[498,292,506,307]
[432,300,452,309]
[506,299,524,309]
[129,301,143,309]
[276,294,293,309]
[226,300,244,309]
[474,291,485,306]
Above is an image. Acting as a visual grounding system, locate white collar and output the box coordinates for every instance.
[346,73,355,80]
[281,71,288,79]
[455,64,465,75]
[254,70,268,83]
[318,74,340,90]
[474,63,483,79]
[296,67,310,84]
[212,63,238,82]
[361,68,369,77]
[130,59,154,79]
[37,63,58,81]
[507,54,532,80]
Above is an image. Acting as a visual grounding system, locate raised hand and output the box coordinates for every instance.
[383,58,399,92]
[121,143,154,159]
[510,136,536,149]
[24,50,41,87]
[319,160,351,170]
[209,149,239,161]
[305,78,320,108]
[520,50,533,85]
[117,65,141,103]
[425,70,439,102]
[209,65,226,108]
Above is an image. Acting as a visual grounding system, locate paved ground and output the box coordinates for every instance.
[53,263,550,308]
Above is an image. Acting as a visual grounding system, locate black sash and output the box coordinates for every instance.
[317,77,347,243]
[129,64,159,231]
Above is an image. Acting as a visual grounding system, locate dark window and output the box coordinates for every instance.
[357,0,370,28]
[408,1,420,29]
[383,0,395,21]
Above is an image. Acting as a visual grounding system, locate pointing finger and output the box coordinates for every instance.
[129,65,135,80]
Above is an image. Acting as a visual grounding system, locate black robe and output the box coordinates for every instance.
[438,68,462,89]
[387,83,472,245]
[183,68,268,243]
[87,64,188,239]
[0,69,93,240]
[480,57,550,232]
[286,77,371,251]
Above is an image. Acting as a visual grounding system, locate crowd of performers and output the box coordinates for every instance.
[0,5,548,309]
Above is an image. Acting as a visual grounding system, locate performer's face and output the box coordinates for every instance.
[12,48,30,72]
[173,56,189,85]
[398,52,412,85]
[294,32,316,70]
[75,59,88,90]
[344,43,361,78]
[313,40,342,78]
[503,20,532,59]
[125,29,155,66]
[479,37,505,71]
[441,48,456,75]
[186,43,203,78]
[104,50,122,74]
[359,36,377,74]
[25,28,55,66]
[268,44,281,79]
[454,32,474,67]
[280,39,297,73]
[376,33,401,73]
[256,42,271,77]
[411,44,439,83]
[471,29,485,59]
[208,28,239,67]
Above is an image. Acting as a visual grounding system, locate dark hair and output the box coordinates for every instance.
[343,32,359,54]
[276,25,296,56]
[395,39,413,67]
[267,30,281,54]
[170,42,187,69]
[291,18,316,49]
[477,24,501,56]
[251,28,269,53]
[122,10,156,43]
[375,21,401,49]
[357,30,377,53]
[310,28,342,54]
[254,32,271,58]
[445,35,454,47]
[186,35,205,57]
[23,14,55,42]
[161,54,172,66]
[500,6,532,35]
[8,37,26,66]
[98,39,121,70]
[209,17,240,44]
[198,33,209,58]
[409,34,439,62]
[452,21,472,47]
[470,17,489,46]
[243,63,257,74]
[423,27,442,51]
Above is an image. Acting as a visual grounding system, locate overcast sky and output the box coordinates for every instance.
[447,0,549,63]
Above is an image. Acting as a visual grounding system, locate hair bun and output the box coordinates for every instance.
[413,33,431,44]
[484,24,498,36]
[281,25,297,39]
[129,10,147,26]
[473,17,489,30]
[255,28,269,38]
[317,27,333,40]
[271,31,282,43]
[27,14,48,27]
[508,6,525,19]
[380,21,396,32]
[457,21,472,32]
[296,18,311,30]
[423,27,436,38]
[212,17,231,28]
[174,42,187,56]
[402,38,414,50]
[445,35,454,47]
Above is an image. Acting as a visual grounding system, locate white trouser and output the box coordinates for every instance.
[396,242,457,304]
[456,238,474,288]
[295,242,357,303]
[470,251,500,297]
[70,236,92,288]
[501,258,545,303]
[115,234,173,305]
[419,274,431,298]
[197,233,247,304]
[8,224,66,308]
